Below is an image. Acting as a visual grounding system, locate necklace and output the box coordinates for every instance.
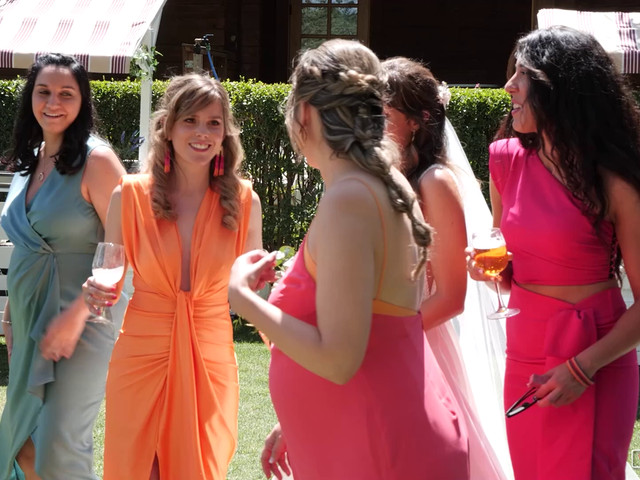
[35,148,58,182]
[36,161,55,182]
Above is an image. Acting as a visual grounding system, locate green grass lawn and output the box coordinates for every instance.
[1,337,640,478]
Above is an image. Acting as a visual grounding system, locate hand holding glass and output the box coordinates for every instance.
[89,242,125,324]
[471,228,520,319]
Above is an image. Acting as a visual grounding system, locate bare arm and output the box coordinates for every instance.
[534,175,640,408]
[82,145,127,226]
[229,182,377,384]
[83,185,127,316]
[103,185,125,245]
[418,168,467,330]
[489,178,503,228]
[576,175,640,375]
[245,190,263,253]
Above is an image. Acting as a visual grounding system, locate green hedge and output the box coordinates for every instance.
[90,79,167,165]
[224,80,324,252]
[0,80,23,153]
[0,79,512,250]
[448,88,511,197]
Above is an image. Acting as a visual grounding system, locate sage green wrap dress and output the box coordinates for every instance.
[0,136,126,480]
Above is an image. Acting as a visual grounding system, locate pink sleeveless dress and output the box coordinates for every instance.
[490,138,638,480]
[268,240,470,480]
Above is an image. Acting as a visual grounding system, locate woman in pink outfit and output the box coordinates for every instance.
[469,26,640,480]
[229,39,469,480]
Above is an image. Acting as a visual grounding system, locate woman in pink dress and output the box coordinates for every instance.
[469,26,640,480]
[229,39,469,480]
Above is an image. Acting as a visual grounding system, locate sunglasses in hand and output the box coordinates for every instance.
[505,386,539,418]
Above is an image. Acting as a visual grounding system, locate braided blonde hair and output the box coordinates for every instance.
[285,39,432,276]
[145,74,244,230]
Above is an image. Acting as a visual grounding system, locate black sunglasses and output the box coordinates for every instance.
[505,386,539,418]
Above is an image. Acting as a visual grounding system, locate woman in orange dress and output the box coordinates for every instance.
[83,74,262,480]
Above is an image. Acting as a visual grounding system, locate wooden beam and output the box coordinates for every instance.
[531,0,564,29]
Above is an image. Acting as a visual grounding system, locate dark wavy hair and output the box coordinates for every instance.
[496,26,640,227]
[4,53,96,176]
[382,57,447,189]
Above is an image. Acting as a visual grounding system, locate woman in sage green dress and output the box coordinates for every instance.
[0,53,126,480]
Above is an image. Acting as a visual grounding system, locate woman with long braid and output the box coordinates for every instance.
[228,39,469,479]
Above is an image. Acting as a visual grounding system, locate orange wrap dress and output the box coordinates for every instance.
[103,174,253,480]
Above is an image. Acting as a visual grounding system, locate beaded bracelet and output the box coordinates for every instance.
[565,356,594,388]
[1,319,11,325]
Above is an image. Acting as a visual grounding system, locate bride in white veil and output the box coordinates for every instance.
[382,57,513,480]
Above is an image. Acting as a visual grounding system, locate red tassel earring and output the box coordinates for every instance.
[213,149,225,177]
[163,149,171,174]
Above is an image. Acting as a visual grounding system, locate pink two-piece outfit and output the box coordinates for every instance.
[490,138,638,480]
[267,180,470,479]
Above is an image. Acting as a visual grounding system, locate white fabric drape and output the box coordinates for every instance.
[424,119,513,479]
[537,9,640,74]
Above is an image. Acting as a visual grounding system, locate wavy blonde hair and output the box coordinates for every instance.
[285,39,432,276]
[145,73,244,230]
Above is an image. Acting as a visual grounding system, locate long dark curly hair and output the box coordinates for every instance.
[496,26,640,227]
[4,53,96,176]
[382,57,447,189]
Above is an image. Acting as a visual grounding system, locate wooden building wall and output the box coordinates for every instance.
[154,0,272,81]
[155,0,235,79]
[369,1,531,86]
[152,0,640,85]
[0,0,638,85]
[240,0,266,80]
[258,0,290,83]
[369,0,640,86]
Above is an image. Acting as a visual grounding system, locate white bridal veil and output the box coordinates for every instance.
[445,119,511,467]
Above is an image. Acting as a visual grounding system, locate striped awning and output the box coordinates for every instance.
[537,9,640,74]
[0,0,167,74]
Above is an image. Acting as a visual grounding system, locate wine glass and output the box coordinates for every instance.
[88,242,125,324]
[471,228,520,319]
